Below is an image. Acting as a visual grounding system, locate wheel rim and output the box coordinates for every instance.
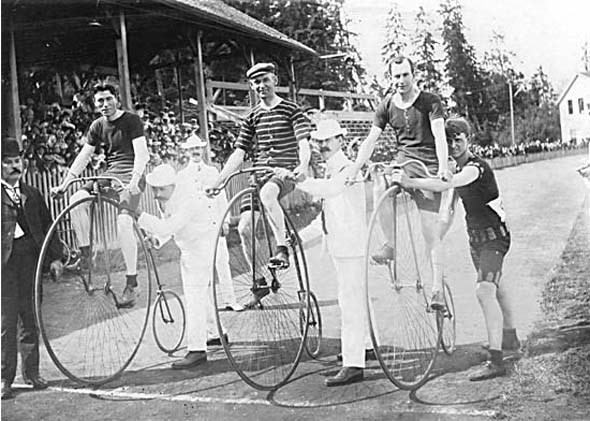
[301,292,322,359]
[35,196,152,385]
[366,188,440,390]
[212,189,309,390]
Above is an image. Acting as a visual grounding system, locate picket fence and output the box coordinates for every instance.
[23,163,310,247]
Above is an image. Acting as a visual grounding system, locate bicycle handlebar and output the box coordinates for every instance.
[348,159,439,184]
[205,166,279,197]
[52,176,127,198]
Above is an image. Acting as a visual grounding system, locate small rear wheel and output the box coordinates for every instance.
[153,289,186,354]
[301,291,322,359]
[438,281,456,355]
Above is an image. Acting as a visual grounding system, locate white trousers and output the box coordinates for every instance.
[180,250,218,352]
[332,256,373,368]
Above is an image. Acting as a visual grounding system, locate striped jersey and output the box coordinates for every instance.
[235,99,310,170]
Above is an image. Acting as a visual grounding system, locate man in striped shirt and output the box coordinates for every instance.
[207,63,311,279]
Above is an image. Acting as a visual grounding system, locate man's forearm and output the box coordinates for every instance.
[353,126,382,169]
[215,149,245,187]
[298,139,311,167]
[131,137,150,181]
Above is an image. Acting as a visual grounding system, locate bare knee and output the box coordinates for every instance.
[117,212,134,231]
[238,212,252,238]
[259,183,280,209]
[70,189,90,206]
[475,281,497,304]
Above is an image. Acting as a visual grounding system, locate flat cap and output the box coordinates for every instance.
[246,62,275,79]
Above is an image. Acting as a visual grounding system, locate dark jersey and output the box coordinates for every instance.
[373,91,444,170]
[86,111,144,182]
[235,99,310,170]
[455,154,506,230]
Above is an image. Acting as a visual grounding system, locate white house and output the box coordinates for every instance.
[558,72,590,143]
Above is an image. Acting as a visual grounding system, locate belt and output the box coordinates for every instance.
[468,223,509,244]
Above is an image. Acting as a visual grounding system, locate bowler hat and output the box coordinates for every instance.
[310,119,347,141]
[2,139,21,158]
[146,164,177,187]
[246,62,275,79]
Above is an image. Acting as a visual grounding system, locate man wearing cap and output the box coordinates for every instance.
[177,134,242,311]
[52,83,150,308]
[277,119,375,386]
[206,62,311,279]
[138,164,227,369]
[2,140,63,399]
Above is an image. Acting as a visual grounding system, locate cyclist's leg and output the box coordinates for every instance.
[69,188,92,258]
[237,205,263,279]
[371,173,395,263]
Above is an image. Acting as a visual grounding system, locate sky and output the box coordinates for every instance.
[342,0,590,92]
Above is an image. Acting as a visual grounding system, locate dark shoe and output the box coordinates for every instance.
[1,381,13,400]
[269,246,290,269]
[371,244,394,265]
[118,286,139,308]
[23,375,48,390]
[336,349,378,362]
[171,351,207,369]
[430,290,446,311]
[325,367,364,387]
[469,361,506,381]
[244,277,269,309]
[207,333,229,347]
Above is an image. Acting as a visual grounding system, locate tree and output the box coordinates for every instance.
[381,3,410,78]
[528,66,555,107]
[581,41,589,72]
[222,0,366,109]
[439,0,484,126]
[411,6,443,94]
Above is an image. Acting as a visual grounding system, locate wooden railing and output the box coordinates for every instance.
[206,80,377,111]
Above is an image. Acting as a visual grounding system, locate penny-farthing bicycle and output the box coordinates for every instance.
[34,176,184,386]
[363,159,456,390]
[207,166,321,390]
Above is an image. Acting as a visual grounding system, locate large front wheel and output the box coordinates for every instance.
[211,188,310,390]
[34,195,152,385]
[365,187,441,390]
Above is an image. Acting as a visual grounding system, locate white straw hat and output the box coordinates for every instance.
[180,133,207,149]
[310,119,347,141]
[146,164,177,187]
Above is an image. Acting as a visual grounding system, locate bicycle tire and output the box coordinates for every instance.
[34,195,152,385]
[438,281,456,355]
[152,289,186,354]
[365,187,441,390]
[211,187,310,390]
[301,291,322,359]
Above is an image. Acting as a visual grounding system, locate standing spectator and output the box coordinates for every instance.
[1,139,63,400]
[281,120,376,387]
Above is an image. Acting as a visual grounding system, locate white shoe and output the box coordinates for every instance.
[224,302,245,312]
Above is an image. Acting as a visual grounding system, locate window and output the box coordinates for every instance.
[579,98,585,113]
[568,99,573,114]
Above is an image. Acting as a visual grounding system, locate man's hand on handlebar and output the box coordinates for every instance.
[50,184,67,199]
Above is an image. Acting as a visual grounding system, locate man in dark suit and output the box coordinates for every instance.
[1,139,63,400]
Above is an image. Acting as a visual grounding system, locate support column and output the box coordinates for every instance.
[248,48,257,106]
[289,56,297,102]
[115,9,132,110]
[9,23,21,146]
[194,30,209,145]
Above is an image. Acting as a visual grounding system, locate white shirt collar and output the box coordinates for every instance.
[326,149,349,175]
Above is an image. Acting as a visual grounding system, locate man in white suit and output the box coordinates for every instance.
[278,119,375,386]
[177,134,243,311]
[138,164,227,369]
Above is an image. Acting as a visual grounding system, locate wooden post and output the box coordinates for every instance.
[9,23,22,146]
[248,48,257,106]
[194,31,209,145]
[115,10,132,110]
[176,52,184,123]
[289,56,297,102]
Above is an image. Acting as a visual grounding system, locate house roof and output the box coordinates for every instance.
[557,72,590,105]
[155,0,317,56]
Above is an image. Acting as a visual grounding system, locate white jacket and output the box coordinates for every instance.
[176,161,228,219]
[297,150,367,258]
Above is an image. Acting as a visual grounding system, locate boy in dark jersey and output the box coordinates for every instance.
[206,63,310,307]
[349,56,452,308]
[392,117,520,381]
[52,83,150,307]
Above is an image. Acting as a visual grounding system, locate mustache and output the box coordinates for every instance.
[11,169,21,174]
[319,147,330,153]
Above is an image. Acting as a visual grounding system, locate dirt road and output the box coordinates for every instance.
[2,154,588,421]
